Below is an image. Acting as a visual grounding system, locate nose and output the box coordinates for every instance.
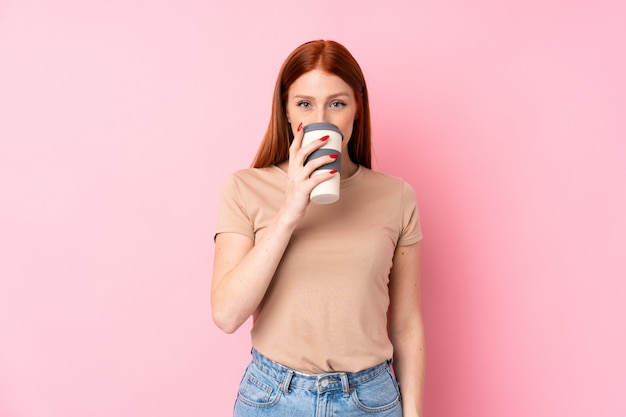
[313,108,329,123]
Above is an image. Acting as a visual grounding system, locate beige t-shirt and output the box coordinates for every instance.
[215,165,423,373]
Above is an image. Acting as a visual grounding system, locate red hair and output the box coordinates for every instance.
[252,40,372,169]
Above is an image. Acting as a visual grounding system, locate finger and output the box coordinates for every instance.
[291,125,331,170]
[289,122,304,153]
[295,154,339,183]
[296,134,330,169]
[306,168,339,188]
[305,152,340,172]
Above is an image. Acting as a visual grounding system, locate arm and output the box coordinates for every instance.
[211,216,296,334]
[211,125,336,334]
[387,242,425,417]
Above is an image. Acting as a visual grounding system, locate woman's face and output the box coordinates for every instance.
[286,69,358,148]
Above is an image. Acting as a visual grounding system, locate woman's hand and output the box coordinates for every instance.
[281,122,339,225]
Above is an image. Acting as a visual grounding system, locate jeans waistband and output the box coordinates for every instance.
[250,348,392,396]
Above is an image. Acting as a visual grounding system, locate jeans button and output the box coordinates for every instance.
[320,379,329,388]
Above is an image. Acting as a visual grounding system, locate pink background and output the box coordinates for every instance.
[1,1,625,416]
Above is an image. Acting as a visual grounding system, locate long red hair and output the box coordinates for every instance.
[252,40,372,169]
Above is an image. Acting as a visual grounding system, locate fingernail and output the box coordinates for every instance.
[320,135,329,141]
[330,169,338,174]
[330,154,339,159]
[297,122,303,132]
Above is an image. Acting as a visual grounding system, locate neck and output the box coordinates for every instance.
[341,159,359,178]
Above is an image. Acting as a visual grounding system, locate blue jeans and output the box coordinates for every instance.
[233,349,402,417]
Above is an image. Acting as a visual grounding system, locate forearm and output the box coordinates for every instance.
[211,209,298,333]
[391,322,425,417]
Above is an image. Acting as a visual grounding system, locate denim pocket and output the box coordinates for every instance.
[236,364,282,408]
[351,368,401,412]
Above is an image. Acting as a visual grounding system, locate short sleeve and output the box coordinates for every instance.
[397,181,423,246]
[214,173,255,241]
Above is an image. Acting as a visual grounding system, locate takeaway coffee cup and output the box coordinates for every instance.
[302,122,343,204]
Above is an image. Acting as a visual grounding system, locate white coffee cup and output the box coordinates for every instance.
[302,122,343,204]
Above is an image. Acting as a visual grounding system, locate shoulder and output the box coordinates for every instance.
[220,166,286,208]
[357,167,416,197]
[359,166,405,183]
[229,166,277,181]
[224,166,284,188]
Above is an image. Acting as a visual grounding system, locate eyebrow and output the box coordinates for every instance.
[292,92,351,100]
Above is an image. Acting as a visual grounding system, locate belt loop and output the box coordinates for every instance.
[280,369,294,394]
[340,373,350,397]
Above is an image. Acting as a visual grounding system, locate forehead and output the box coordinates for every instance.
[288,69,353,97]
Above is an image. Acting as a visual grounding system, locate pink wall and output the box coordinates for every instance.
[1,1,624,416]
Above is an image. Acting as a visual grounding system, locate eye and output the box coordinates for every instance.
[330,101,346,108]
[297,100,312,108]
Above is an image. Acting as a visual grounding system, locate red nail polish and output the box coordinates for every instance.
[330,169,338,174]
[297,122,303,132]
[330,154,339,159]
[320,135,329,141]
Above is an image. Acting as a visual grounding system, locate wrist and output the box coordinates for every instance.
[402,409,420,417]
[276,208,301,232]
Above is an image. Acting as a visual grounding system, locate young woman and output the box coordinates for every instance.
[212,40,424,417]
